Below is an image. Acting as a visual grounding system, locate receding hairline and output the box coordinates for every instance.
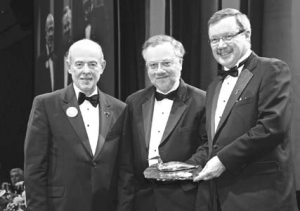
[208,8,251,33]
[142,35,185,59]
[67,39,104,63]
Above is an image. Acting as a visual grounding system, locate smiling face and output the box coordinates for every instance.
[67,40,106,96]
[143,42,182,93]
[209,16,250,68]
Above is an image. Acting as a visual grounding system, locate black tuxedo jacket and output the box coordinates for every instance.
[194,52,298,211]
[118,79,206,211]
[24,85,126,211]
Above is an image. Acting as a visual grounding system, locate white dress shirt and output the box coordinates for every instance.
[215,50,252,132]
[148,81,180,166]
[46,45,54,91]
[74,84,99,155]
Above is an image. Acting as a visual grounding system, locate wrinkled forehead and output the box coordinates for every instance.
[70,44,103,62]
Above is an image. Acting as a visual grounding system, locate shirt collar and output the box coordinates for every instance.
[73,83,98,100]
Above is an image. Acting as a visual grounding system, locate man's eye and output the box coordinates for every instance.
[75,63,83,68]
[162,61,172,67]
[210,38,218,43]
[149,63,158,69]
[89,62,97,68]
[224,35,234,41]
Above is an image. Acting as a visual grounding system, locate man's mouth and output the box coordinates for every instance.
[81,78,92,81]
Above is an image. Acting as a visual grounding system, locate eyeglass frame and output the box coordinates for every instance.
[145,58,182,70]
[208,30,246,45]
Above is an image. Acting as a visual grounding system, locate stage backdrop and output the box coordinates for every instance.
[34,0,117,96]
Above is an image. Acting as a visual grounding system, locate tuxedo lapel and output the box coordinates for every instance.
[209,79,222,141]
[216,68,254,134]
[93,90,112,161]
[160,80,188,145]
[62,85,93,157]
[142,91,155,148]
[160,100,187,145]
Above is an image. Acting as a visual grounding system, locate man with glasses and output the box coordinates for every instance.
[192,8,298,211]
[118,35,206,211]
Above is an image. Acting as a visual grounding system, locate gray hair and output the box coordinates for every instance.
[142,35,185,59]
[208,8,251,33]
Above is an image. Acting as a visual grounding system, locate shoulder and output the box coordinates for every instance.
[33,88,66,106]
[125,86,154,104]
[184,83,206,103]
[186,83,206,96]
[102,92,127,110]
[256,56,290,75]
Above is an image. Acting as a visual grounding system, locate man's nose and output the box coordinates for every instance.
[156,65,166,74]
[217,39,227,48]
[82,64,91,72]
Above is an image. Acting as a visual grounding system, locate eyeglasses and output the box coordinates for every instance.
[209,30,245,45]
[146,60,175,70]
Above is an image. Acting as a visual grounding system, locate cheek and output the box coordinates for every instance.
[147,70,155,79]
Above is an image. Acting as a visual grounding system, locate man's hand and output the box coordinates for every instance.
[193,156,226,182]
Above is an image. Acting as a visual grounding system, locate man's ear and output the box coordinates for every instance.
[245,30,251,39]
[100,60,106,73]
[66,60,72,73]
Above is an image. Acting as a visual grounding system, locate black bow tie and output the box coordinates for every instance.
[78,92,99,107]
[218,66,239,79]
[155,90,177,101]
[218,59,247,79]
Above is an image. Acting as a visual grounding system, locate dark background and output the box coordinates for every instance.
[0,0,299,207]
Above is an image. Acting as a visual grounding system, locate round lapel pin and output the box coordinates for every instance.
[66,107,78,117]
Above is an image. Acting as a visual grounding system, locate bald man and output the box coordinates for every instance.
[25,39,127,211]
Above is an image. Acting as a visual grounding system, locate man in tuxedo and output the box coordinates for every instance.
[35,13,57,95]
[118,35,206,211]
[25,39,126,211]
[192,8,298,211]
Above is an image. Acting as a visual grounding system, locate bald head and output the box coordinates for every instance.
[67,39,104,64]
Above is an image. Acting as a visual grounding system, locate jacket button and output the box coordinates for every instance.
[92,162,97,167]
[213,144,219,150]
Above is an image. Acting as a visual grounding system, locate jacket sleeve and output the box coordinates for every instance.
[117,104,136,211]
[24,96,50,211]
